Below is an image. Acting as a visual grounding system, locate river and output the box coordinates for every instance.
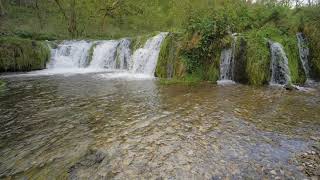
[0,72,319,179]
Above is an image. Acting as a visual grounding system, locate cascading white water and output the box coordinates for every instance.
[297,33,311,80]
[116,39,132,70]
[269,41,291,85]
[48,41,93,69]
[89,41,120,69]
[218,34,237,85]
[45,33,167,77]
[131,32,168,75]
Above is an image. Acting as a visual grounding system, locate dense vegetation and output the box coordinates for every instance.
[0,0,319,85]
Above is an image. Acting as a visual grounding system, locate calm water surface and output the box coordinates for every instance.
[0,72,319,179]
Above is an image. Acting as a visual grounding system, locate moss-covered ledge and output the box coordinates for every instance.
[0,37,50,72]
[155,33,186,79]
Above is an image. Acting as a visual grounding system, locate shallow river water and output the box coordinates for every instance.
[0,72,319,179]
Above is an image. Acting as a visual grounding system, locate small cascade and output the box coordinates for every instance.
[297,33,311,80]
[218,34,237,84]
[48,41,93,69]
[89,41,120,69]
[131,32,168,75]
[269,41,291,85]
[116,39,132,70]
[46,33,167,77]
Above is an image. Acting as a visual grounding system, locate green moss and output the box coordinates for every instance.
[156,33,186,79]
[283,37,306,84]
[87,42,98,67]
[130,32,159,52]
[0,37,50,72]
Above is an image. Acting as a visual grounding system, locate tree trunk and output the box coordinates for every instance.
[68,0,77,38]
[54,0,68,20]
[0,0,6,17]
[34,0,43,29]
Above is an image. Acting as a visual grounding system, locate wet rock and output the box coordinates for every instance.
[284,84,297,91]
[297,148,320,177]
[270,170,277,175]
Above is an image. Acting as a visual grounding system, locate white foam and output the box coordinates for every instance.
[217,80,236,85]
[97,72,154,80]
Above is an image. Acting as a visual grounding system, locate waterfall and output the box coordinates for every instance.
[116,39,132,70]
[218,34,237,84]
[131,32,168,75]
[297,33,311,80]
[269,41,291,85]
[46,33,167,76]
[48,41,93,69]
[89,40,120,69]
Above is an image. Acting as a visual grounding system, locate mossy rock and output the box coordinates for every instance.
[156,33,186,79]
[0,37,50,72]
[130,32,159,52]
[86,42,98,67]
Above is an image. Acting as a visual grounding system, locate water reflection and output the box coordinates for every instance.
[0,73,319,179]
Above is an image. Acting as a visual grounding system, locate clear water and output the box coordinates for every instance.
[0,73,319,179]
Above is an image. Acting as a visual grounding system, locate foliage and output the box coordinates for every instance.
[0,37,50,72]
[0,0,320,84]
[245,29,271,86]
[298,6,320,79]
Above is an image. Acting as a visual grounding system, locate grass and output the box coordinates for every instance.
[245,31,270,86]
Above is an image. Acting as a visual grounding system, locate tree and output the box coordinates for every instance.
[68,0,77,38]
[54,0,77,38]
[33,0,43,29]
[0,0,6,16]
